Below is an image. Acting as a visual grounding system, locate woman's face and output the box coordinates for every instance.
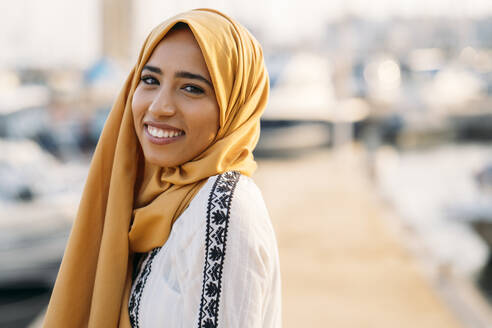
[132,27,220,167]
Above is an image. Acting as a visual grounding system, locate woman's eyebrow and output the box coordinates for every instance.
[142,65,162,74]
[141,66,213,88]
[175,71,213,88]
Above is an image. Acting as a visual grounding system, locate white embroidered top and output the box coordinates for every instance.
[128,171,282,328]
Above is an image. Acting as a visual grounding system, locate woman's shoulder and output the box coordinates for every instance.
[207,170,265,201]
[177,170,275,248]
[207,171,270,222]
[205,171,276,245]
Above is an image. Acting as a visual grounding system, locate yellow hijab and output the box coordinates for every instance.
[43,9,269,327]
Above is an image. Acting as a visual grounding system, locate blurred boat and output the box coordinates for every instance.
[0,105,86,160]
[450,201,492,248]
[0,286,50,328]
[0,201,69,328]
[0,138,85,327]
[448,163,492,246]
[449,109,492,141]
[394,116,457,149]
[447,162,492,300]
[0,202,71,288]
[256,52,336,157]
[476,164,492,192]
[0,84,50,117]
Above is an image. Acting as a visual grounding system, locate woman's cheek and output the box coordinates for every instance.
[131,90,139,116]
[132,90,146,119]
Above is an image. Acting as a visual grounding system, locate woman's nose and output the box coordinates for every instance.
[148,87,176,117]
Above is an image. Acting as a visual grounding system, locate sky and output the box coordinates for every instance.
[1,0,492,68]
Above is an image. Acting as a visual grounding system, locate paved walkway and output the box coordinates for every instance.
[254,146,463,328]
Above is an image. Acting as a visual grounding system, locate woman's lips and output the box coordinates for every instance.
[143,123,185,145]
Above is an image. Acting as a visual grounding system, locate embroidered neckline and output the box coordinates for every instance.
[128,247,160,328]
[198,171,240,328]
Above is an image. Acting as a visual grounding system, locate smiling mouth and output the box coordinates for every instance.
[144,124,184,138]
[143,124,185,145]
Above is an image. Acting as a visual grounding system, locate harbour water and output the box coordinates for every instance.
[374,142,492,278]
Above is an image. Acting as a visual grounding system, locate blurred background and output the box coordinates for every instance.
[1,0,492,327]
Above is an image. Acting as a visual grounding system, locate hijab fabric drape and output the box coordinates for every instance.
[43,8,269,327]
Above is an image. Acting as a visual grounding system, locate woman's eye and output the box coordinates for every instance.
[182,85,204,95]
[140,75,159,85]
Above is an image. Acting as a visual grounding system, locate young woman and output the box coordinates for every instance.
[43,8,281,328]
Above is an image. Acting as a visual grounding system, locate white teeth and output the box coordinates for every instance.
[147,125,183,139]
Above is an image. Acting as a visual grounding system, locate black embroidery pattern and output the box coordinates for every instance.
[129,247,160,328]
[198,171,240,328]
